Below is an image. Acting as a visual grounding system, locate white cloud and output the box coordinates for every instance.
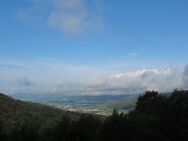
[0,58,186,95]
[83,68,183,95]
[17,0,104,35]
[47,0,104,35]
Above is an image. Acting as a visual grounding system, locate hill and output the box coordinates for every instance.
[0,93,80,134]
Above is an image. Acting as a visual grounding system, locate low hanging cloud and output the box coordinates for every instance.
[17,77,33,87]
[81,69,183,95]
[0,58,187,95]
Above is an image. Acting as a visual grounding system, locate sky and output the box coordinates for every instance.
[0,0,188,95]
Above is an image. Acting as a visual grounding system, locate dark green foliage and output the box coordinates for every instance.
[101,90,188,141]
[0,90,188,141]
[49,114,102,141]
[0,93,79,141]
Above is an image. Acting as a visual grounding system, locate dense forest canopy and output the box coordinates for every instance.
[0,90,188,141]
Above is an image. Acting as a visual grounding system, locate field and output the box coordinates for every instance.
[13,94,138,116]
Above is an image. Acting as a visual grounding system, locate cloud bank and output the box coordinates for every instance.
[83,68,183,95]
[0,59,187,95]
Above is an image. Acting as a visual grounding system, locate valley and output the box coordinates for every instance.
[12,94,138,116]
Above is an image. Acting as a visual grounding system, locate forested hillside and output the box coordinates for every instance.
[0,90,188,141]
[0,93,80,141]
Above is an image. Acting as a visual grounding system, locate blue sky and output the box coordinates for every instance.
[0,0,188,95]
